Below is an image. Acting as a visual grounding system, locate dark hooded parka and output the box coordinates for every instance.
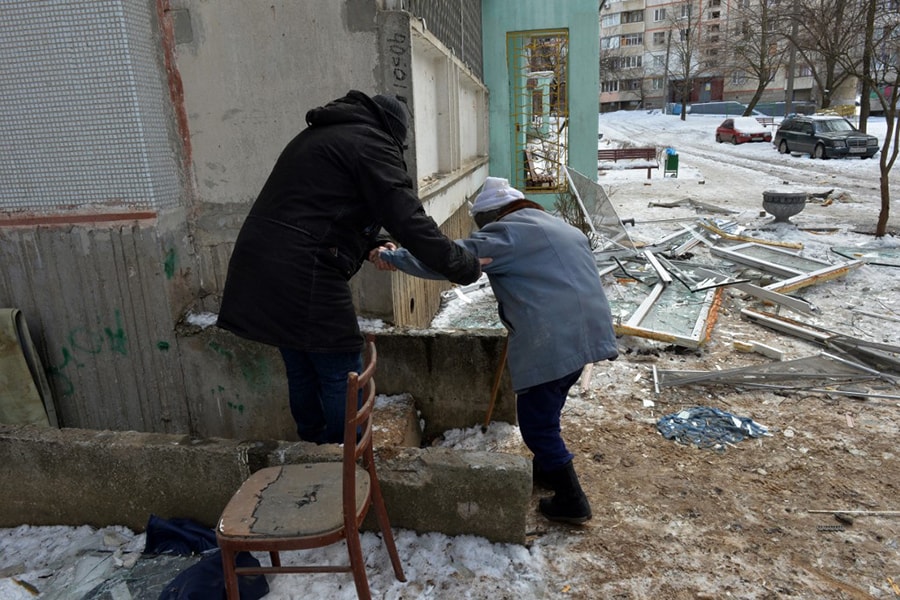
[217,90,481,352]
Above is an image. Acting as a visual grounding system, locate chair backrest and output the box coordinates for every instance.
[341,336,377,511]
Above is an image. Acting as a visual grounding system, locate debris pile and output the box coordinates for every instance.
[439,166,900,409]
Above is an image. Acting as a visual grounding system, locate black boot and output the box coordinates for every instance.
[532,460,553,490]
[538,461,592,524]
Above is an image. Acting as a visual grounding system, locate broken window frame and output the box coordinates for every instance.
[741,308,900,374]
[710,242,864,294]
[564,165,637,258]
[652,351,895,397]
[606,256,723,348]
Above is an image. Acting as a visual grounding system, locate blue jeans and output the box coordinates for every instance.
[278,348,362,444]
[516,368,583,472]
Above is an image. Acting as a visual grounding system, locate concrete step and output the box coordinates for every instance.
[373,392,422,449]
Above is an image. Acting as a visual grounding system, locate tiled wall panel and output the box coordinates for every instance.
[0,0,179,212]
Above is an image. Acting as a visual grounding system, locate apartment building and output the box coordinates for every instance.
[599,0,820,113]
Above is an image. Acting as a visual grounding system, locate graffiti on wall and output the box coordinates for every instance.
[206,340,274,417]
[48,309,128,396]
[164,247,177,280]
[386,31,409,94]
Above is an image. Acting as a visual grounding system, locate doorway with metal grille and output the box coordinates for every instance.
[506,29,569,193]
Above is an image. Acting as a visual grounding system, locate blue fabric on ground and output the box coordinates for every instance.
[144,515,269,600]
[158,549,268,600]
[657,406,769,450]
[144,514,218,556]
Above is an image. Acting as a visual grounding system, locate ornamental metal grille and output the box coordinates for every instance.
[0,0,180,213]
[405,0,483,79]
[507,29,569,192]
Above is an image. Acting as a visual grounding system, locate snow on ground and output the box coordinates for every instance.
[2,110,897,599]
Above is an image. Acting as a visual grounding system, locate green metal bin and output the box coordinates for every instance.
[664,151,679,178]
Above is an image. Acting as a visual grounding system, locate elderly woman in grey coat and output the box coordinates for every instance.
[375,176,618,524]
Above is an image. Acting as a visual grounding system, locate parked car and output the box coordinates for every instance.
[774,114,879,159]
[715,116,773,144]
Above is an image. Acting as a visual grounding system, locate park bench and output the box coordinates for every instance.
[597,147,659,179]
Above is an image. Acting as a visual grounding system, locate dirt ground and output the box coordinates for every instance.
[493,136,899,598]
[537,341,899,599]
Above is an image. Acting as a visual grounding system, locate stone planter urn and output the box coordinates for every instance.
[763,190,807,223]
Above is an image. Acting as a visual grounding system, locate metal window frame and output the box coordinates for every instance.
[507,29,570,193]
[607,253,723,348]
[710,242,864,293]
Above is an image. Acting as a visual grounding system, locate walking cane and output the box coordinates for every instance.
[482,336,509,432]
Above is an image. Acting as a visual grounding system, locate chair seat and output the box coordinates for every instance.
[218,464,371,539]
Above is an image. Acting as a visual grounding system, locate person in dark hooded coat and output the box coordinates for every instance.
[217,90,481,443]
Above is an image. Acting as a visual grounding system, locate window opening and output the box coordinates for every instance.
[508,30,569,192]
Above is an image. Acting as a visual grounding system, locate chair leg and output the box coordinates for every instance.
[269,550,281,567]
[345,525,372,600]
[370,483,406,582]
[220,546,240,600]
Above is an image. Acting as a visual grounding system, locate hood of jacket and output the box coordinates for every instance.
[305,90,405,149]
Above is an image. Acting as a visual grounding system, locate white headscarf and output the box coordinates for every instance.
[470,177,524,214]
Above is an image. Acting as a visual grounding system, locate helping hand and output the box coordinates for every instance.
[368,243,398,271]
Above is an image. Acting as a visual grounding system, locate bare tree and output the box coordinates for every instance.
[602,51,654,109]
[838,2,900,237]
[784,0,868,108]
[728,0,792,116]
[668,3,702,120]
[858,0,877,130]
[665,1,726,120]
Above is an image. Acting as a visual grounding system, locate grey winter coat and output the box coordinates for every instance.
[382,207,618,391]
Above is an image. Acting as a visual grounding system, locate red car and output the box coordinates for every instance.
[715,116,773,144]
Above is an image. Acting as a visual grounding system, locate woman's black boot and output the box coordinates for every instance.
[538,460,592,524]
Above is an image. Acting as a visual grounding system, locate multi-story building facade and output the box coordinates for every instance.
[600,0,823,113]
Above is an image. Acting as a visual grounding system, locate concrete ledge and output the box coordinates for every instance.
[175,326,514,442]
[374,328,514,440]
[377,447,529,543]
[0,425,529,544]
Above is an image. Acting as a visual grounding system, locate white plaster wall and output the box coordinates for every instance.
[408,20,489,220]
[172,0,381,205]
[459,79,488,163]
[411,47,442,179]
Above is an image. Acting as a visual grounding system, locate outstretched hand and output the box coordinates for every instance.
[369,243,398,271]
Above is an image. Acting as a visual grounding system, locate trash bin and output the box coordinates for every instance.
[664,148,679,178]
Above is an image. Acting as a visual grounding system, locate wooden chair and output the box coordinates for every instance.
[216,338,406,599]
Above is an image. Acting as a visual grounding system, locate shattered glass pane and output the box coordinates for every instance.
[564,166,635,254]
[655,352,885,389]
[712,242,829,276]
[628,283,717,344]
[604,276,651,324]
[831,246,900,267]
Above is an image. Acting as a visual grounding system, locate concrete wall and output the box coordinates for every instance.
[0,424,530,544]
[175,326,514,442]
[482,0,601,201]
[0,1,553,543]
[0,212,200,434]
[177,0,389,309]
[0,1,490,435]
